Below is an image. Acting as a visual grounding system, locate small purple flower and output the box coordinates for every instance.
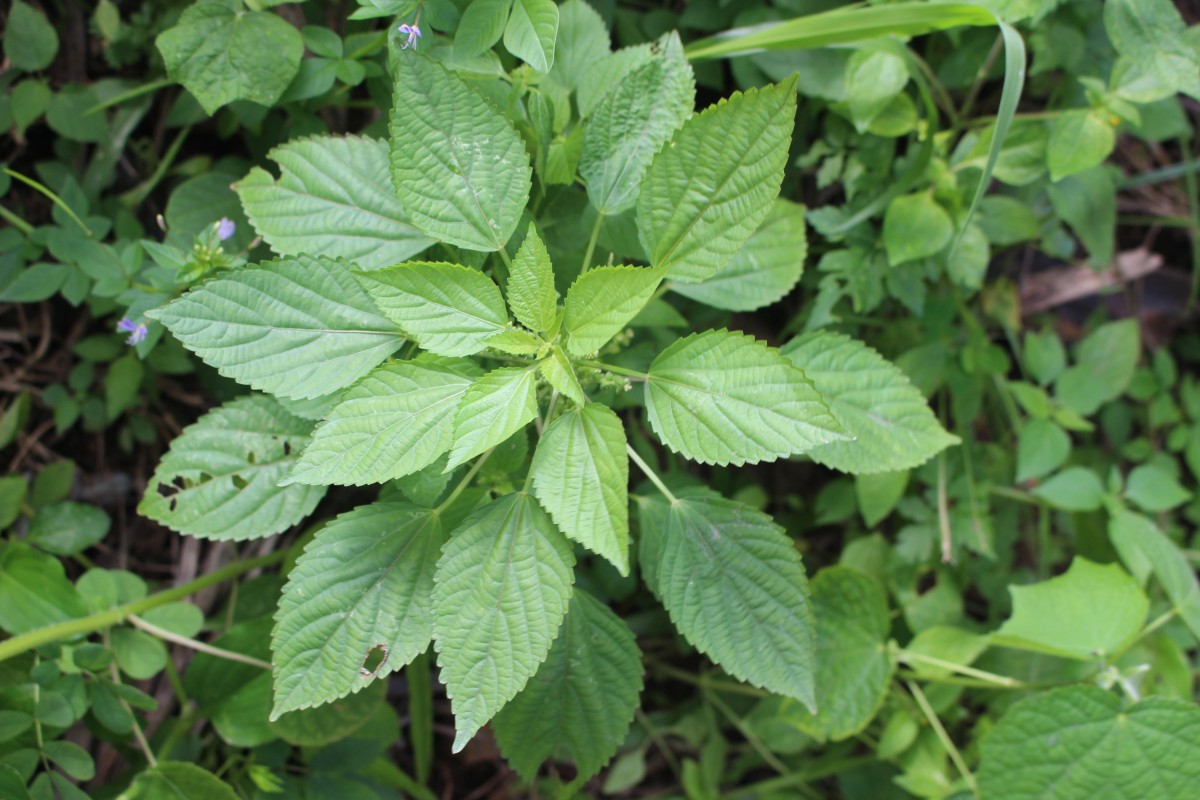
[398,23,422,50]
[117,318,148,345]
[216,217,236,241]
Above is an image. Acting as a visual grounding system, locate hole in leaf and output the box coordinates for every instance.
[359,644,389,679]
[247,451,256,464]
[232,475,247,489]
[157,482,174,498]
[282,441,292,456]
[168,498,177,512]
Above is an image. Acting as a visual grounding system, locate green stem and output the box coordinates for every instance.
[627,444,677,503]
[119,125,191,208]
[3,168,93,236]
[580,211,604,276]
[435,449,493,514]
[989,484,1042,506]
[704,687,789,775]
[407,649,434,788]
[1180,134,1200,310]
[720,756,876,799]
[0,551,285,662]
[84,78,174,115]
[575,359,648,381]
[895,647,1023,688]
[347,31,388,61]
[128,614,273,670]
[652,661,768,698]
[906,680,977,796]
[0,204,33,235]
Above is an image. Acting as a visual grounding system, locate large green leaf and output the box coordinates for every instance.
[781,331,959,473]
[1108,510,1200,643]
[272,502,444,716]
[235,136,433,270]
[548,0,611,93]
[454,0,511,58]
[138,396,325,541]
[794,567,893,741]
[355,262,508,357]
[0,542,87,635]
[646,494,816,708]
[506,224,559,333]
[529,404,629,574]
[156,1,303,114]
[5,1,58,71]
[978,687,1200,799]
[389,52,531,251]
[563,265,665,356]
[492,589,642,781]
[503,0,559,73]
[579,33,694,215]
[669,199,806,311]
[149,255,403,401]
[637,76,798,283]
[285,360,473,486]
[646,329,846,466]
[123,762,239,800]
[1105,0,1200,102]
[447,367,538,468]
[433,494,575,752]
[992,557,1148,661]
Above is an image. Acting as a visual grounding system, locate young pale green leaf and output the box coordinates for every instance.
[272,502,444,717]
[1015,418,1070,482]
[530,404,629,574]
[992,557,1148,661]
[492,589,642,781]
[434,494,575,752]
[882,192,953,266]
[1108,510,1200,642]
[637,75,798,283]
[647,494,816,709]
[285,360,473,486]
[1047,109,1116,182]
[538,345,586,406]
[1105,0,1200,102]
[646,329,846,467]
[579,33,694,215]
[149,255,403,401]
[155,1,303,114]
[1031,466,1105,511]
[793,567,893,742]
[454,0,511,57]
[781,332,960,474]
[235,136,434,270]
[138,396,325,541]
[506,224,558,333]
[503,0,559,73]
[564,265,665,356]
[548,0,611,93]
[447,367,538,469]
[979,687,1200,800]
[355,262,508,357]
[670,199,806,312]
[1055,319,1139,415]
[389,53,531,251]
[1124,463,1190,512]
[487,329,543,355]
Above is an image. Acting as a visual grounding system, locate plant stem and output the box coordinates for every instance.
[895,648,1023,688]
[4,168,93,236]
[84,78,173,115]
[627,444,677,503]
[704,687,789,775]
[906,680,977,796]
[580,211,604,276]
[435,449,493,514]
[0,204,33,235]
[128,614,273,670]
[575,359,648,381]
[0,551,285,662]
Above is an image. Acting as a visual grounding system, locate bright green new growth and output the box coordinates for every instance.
[563,265,665,356]
[506,225,559,333]
[446,367,538,468]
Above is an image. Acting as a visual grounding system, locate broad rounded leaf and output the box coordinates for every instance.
[882,192,953,266]
[781,331,960,474]
[530,404,629,574]
[433,494,575,751]
[503,0,559,73]
[123,762,238,800]
[637,75,798,283]
[5,1,59,71]
[548,0,611,93]
[455,0,511,58]
[272,502,445,716]
[0,543,87,635]
[447,367,538,469]
[389,52,531,251]
[356,262,508,357]
[138,396,325,541]
[646,494,816,708]
[156,1,303,114]
[506,224,559,333]
[670,199,806,311]
[979,687,1200,800]
[493,589,642,781]
[646,329,846,466]
[286,360,472,486]
[564,265,665,356]
[149,255,403,400]
[236,136,434,270]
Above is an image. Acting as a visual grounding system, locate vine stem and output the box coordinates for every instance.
[580,211,604,276]
[0,551,285,663]
[436,449,493,514]
[128,614,272,670]
[906,680,977,796]
[4,168,93,236]
[626,444,677,503]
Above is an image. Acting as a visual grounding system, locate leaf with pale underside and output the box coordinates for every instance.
[564,265,665,356]
[446,367,538,469]
[433,494,575,752]
[149,255,403,401]
[503,0,559,73]
[272,501,444,717]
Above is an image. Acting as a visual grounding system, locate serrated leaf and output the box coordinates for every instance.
[781,331,960,474]
[564,265,664,356]
[646,329,846,467]
[487,329,543,355]
[493,589,642,780]
[793,567,893,741]
[286,360,472,486]
[670,199,806,311]
[978,687,1200,800]
[389,52,531,251]
[530,404,629,573]
[156,1,303,114]
[149,255,403,400]
[577,43,655,118]
[993,557,1147,661]
[506,224,558,333]
[637,76,797,283]
[455,0,511,58]
[646,494,816,708]
[433,494,575,751]
[139,396,325,541]
[356,262,508,357]
[272,502,444,716]
[447,367,538,468]
[579,33,694,215]
[503,0,559,73]
[538,345,586,406]
[235,136,434,270]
